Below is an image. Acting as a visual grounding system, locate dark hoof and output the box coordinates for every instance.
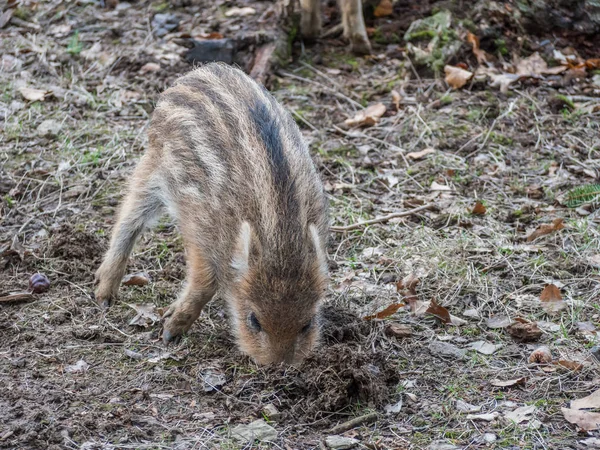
[162,328,182,345]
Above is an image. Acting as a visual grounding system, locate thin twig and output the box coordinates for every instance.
[328,412,379,434]
[330,203,435,232]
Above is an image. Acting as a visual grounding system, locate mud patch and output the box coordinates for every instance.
[43,223,106,282]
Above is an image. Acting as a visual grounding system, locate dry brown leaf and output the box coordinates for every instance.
[397,273,419,306]
[385,323,412,338]
[556,359,584,372]
[571,389,600,410]
[507,320,542,342]
[128,303,161,327]
[406,148,435,160]
[540,284,566,314]
[426,298,451,324]
[122,272,151,286]
[516,52,567,76]
[444,65,473,89]
[391,90,401,110]
[363,302,405,321]
[526,218,565,242]
[562,408,600,431]
[18,87,49,102]
[374,0,393,17]
[466,31,488,64]
[491,377,527,388]
[528,346,552,364]
[344,103,386,128]
[472,201,486,215]
[585,58,600,69]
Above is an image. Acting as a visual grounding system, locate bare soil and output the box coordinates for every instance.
[1,0,600,449]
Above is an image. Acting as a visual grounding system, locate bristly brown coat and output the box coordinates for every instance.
[95,63,329,365]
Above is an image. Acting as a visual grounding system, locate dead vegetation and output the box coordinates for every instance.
[1,0,600,448]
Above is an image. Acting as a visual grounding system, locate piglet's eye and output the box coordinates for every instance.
[301,319,313,334]
[248,312,262,332]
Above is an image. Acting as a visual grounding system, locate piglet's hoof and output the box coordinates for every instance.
[161,327,182,345]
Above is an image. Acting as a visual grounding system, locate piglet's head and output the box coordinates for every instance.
[227,221,327,365]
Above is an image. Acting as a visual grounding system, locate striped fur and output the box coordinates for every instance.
[95,63,329,365]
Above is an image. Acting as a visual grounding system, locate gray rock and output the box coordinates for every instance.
[428,341,467,360]
[262,404,281,421]
[38,119,62,138]
[152,13,179,37]
[591,346,600,362]
[325,435,359,449]
[483,433,497,443]
[231,419,277,443]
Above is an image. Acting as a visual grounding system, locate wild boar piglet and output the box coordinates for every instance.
[94,63,329,365]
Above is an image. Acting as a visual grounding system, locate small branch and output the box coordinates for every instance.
[328,412,378,434]
[330,203,434,232]
[0,292,34,303]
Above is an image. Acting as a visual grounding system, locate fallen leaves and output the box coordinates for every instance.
[373,0,393,18]
[444,65,473,89]
[561,388,600,431]
[472,201,486,215]
[406,148,435,160]
[504,405,536,424]
[526,218,565,242]
[562,408,600,431]
[363,302,405,320]
[539,284,566,314]
[122,272,151,286]
[18,87,50,102]
[490,377,527,388]
[466,32,488,65]
[344,103,386,128]
[571,389,600,410]
[128,304,161,328]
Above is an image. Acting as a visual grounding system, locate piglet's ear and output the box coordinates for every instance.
[309,224,328,280]
[231,221,256,278]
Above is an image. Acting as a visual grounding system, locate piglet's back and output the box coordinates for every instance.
[147,63,328,280]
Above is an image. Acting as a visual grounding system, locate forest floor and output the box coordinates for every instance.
[1,0,600,449]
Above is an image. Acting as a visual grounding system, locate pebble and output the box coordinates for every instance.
[428,341,467,360]
[231,419,277,443]
[325,435,359,449]
[38,119,62,138]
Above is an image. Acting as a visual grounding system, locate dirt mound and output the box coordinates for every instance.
[228,307,398,423]
[43,224,106,282]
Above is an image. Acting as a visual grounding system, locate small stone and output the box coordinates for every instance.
[38,119,62,138]
[325,435,359,449]
[262,404,281,421]
[65,359,89,374]
[591,346,600,363]
[428,341,467,360]
[483,433,497,443]
[231,419,277,443]
[469,340,502,355]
